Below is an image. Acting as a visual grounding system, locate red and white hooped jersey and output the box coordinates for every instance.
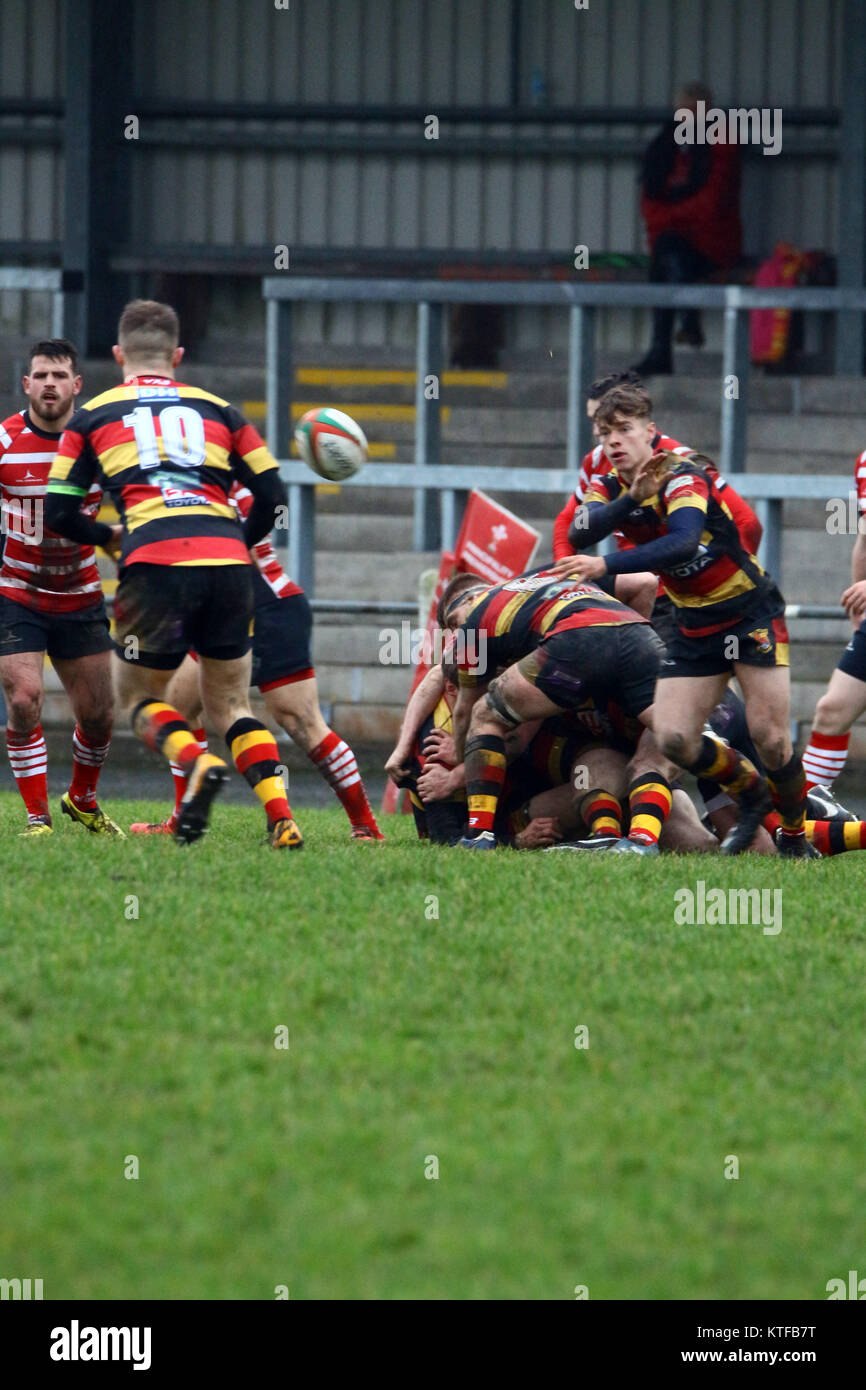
[856,448,866,518]
[229,481,302,600]
[0,411,103,612]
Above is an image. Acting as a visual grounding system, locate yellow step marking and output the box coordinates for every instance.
[295,367,507,388]
[243,401,452,424]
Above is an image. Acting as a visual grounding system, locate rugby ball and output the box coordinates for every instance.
[294,407,368,481]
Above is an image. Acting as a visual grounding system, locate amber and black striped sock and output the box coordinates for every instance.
[627,773,673,845]
[690,731,763,797]
[464,733,507,836]
[767,752,807,837]
[806,819,866,855]
[579,788,623,840]
[226,717,292,826]
[132,700,200,777]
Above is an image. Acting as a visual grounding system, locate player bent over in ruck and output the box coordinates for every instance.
[45,300,302,848]
[559,383,816,858]
[442,568,733,854]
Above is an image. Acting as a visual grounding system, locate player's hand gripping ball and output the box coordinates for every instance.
[294,407,368,482]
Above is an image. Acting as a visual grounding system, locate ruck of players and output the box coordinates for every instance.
[2,317,866,859]
[385,372,866,861]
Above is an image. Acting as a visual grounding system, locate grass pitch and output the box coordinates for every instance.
[1,788,864,1300]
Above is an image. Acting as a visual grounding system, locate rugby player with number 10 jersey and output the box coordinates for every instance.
[44,298,300,848]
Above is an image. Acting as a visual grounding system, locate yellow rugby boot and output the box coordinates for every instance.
[61,793,125,837]
[18,818,53,838]
[269,817,304,850]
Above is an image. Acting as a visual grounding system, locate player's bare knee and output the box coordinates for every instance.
[470,693,507,735]
[9,689,43,731]
[657,729,694,766]
[752,727,790,770]
[813,693,848,735]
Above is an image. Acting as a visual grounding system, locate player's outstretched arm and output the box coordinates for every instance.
[568,495,634,551]
[384,663,447,784]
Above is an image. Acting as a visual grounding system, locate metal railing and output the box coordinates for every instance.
[263,275,866,598]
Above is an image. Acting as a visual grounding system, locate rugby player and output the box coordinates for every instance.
[561,383,816,858]
[128,478,383,839]
[44,300,300,848]
[552,369,762,647]
[800,444,866,799]
[0,339,121,837]
[440,567,739,853]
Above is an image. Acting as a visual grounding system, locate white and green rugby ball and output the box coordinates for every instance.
[294,407,368,482]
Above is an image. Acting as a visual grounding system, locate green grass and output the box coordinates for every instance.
[1,787,864,1300]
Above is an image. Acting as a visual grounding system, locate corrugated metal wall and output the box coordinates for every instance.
[0,0,65,335]
[0,0,844,351]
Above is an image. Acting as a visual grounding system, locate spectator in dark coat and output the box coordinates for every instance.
[633,82,742,376]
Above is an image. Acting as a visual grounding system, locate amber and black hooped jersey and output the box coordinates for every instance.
[584,455,777,637]
[456,569,646,687]
[46,376,279,568]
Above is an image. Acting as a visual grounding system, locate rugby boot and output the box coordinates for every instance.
[805,784,856,823]
[18,817,53,838]
[610,836,660,856]
[269,817,304,850]
[543,834,620,852]
[129,815,178,836]
[174,754,229,845]
[456,830,497,850]
[719,781,774,856]
[351,824,385,841]
[775,829,822,859]
[61,793,125,837]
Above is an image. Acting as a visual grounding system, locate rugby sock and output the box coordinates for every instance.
[6,726,49,822]
[131,700,200,776]
[579,788,623,839]
[169,727,208,813]
[626,774,673,845]
[801,731,850,790]
[226,717,293,826]
[690,732,763,797]
[308,730,383,837]
[464,733,507,836]
[806,818,866,855]
[68,724,110,810]
[766,753,808,838]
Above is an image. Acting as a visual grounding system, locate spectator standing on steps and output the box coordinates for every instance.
[633,82,742,377]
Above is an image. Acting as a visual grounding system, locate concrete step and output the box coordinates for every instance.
[314,550,439,600]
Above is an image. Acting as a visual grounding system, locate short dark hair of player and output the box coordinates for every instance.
[28,338,79,375]
[437,571,488,628]
[587,369,642,404]
[118,299,180,360]
[593,383,654,430]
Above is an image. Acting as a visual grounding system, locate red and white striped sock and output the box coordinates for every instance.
[6,725,50,822]
[169,727,208,813]
[801,730,850,790]
[68,724,110,809]
[308,730,382,835]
